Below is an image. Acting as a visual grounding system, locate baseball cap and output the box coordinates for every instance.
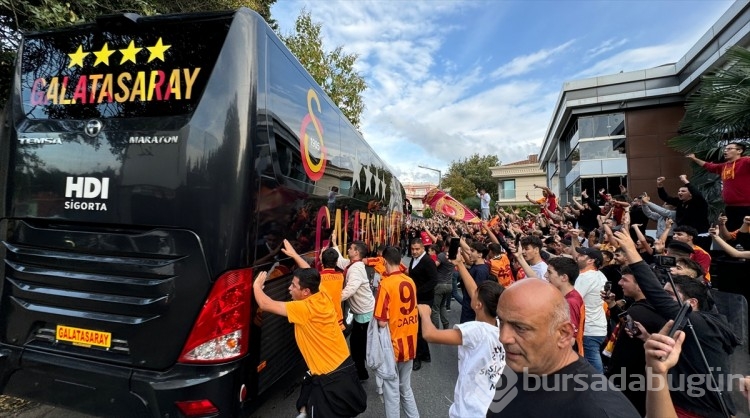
[575,247,604,266]
[667,240,694,254]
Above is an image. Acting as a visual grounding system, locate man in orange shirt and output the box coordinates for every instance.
[375,246,420,418]
[253,267,365,417]
[282,241,346,330]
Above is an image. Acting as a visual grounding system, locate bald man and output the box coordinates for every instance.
[487,280,639,417]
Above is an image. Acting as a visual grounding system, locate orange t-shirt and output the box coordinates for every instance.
[489,254,514,287]
[374,271,418,362]
[286,291,350,375]
[319,268,345,329]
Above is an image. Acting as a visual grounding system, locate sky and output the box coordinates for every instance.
[271,0,735,184]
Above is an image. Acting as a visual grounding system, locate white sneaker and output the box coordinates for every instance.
[296,412,307,418]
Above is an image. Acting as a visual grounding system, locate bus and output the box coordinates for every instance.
[0,8,404,417]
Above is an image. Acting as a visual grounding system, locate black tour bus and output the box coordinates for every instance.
[0,8,404,417]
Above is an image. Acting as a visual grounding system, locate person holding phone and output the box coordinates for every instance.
[601,266,667,415]
[612,230,739,418]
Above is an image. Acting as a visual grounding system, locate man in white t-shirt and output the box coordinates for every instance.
[515,236,548,280]
[476,188,491,220]
[573,246,608,373]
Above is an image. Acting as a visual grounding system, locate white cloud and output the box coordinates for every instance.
[491,40,576,79]
[586,38,629,60]
[575,40,692,79]
[272,1,731,183]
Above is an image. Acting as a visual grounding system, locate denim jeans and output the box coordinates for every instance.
[447,271,463,309]
[583,335,605,374]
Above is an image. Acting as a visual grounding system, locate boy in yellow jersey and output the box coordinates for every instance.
[253,266,366,417]
[374,246,420,418]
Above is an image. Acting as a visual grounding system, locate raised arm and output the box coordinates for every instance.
[454,249,482,294]
[417,304,463,345]
[658,218,673,244]
[281,239,311,268]
[482,221,500,244]
[681,175,707,205]
[252,271,288,317]
[534,183,553,195]
[572,195,585,211]
[643,194,675,219]
[612,230,680,318]
[512,244,538,279]
[631,224,653,255]
[686,153,707,167]
[710,226,750,259]
[656,177,680,206]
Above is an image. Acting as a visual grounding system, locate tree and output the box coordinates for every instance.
[0,0,277,109]
[668,46,750,218]
[422,207,433,219]
[279,10,366,129]
[441,154,500,202]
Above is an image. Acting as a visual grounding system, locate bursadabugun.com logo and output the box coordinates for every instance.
[487,365,743,413]
[488,367,519,413]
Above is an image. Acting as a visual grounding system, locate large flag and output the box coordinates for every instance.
[422,188,481,223]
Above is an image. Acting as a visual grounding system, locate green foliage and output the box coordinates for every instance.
[441,153,500,201]
[422,207,433,219]
[461,196,480,211]
[0,0,277,109]
[669,46,750,219]
[278,10,366,129]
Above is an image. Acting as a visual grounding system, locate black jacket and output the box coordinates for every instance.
[630,261,738,418]
[657,182,710,232]
[408,254,437,304]
[605,299,667,416]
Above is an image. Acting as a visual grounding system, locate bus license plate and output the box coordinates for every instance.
[56,325,111,349]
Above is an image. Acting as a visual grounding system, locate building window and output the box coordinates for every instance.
[577,113,625,139]
[578,138,626,159]
[499,180,515,199]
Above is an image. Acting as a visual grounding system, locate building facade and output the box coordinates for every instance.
[539,0,750,204]
[403,182,437,216]
[490,154,547,207]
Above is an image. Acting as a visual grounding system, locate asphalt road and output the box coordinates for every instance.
[6,300,465,418]
[247,306,462,418]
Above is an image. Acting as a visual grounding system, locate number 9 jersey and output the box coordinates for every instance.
[373,271,419,362]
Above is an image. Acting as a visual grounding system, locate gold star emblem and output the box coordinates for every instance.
[146,37,171,63]
[68,45,89,68]
[119,40,142,64]
[93,43,116,66]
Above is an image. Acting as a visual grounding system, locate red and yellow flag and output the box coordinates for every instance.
[422,188,481,223]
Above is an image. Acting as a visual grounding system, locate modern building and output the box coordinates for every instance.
[490,154,547,207]
[403,182,437,216]
[539,0,750,204]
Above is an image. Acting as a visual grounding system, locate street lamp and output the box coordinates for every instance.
[418,165,441,189]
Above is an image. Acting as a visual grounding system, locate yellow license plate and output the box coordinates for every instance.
[56,325,111,349]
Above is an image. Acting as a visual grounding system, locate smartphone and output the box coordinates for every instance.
[624,314,641,337]
[448,237,461,260]
[603,281,612,293]
[668,302,692,338]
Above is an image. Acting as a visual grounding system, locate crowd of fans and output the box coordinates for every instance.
[251,143,750,417]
